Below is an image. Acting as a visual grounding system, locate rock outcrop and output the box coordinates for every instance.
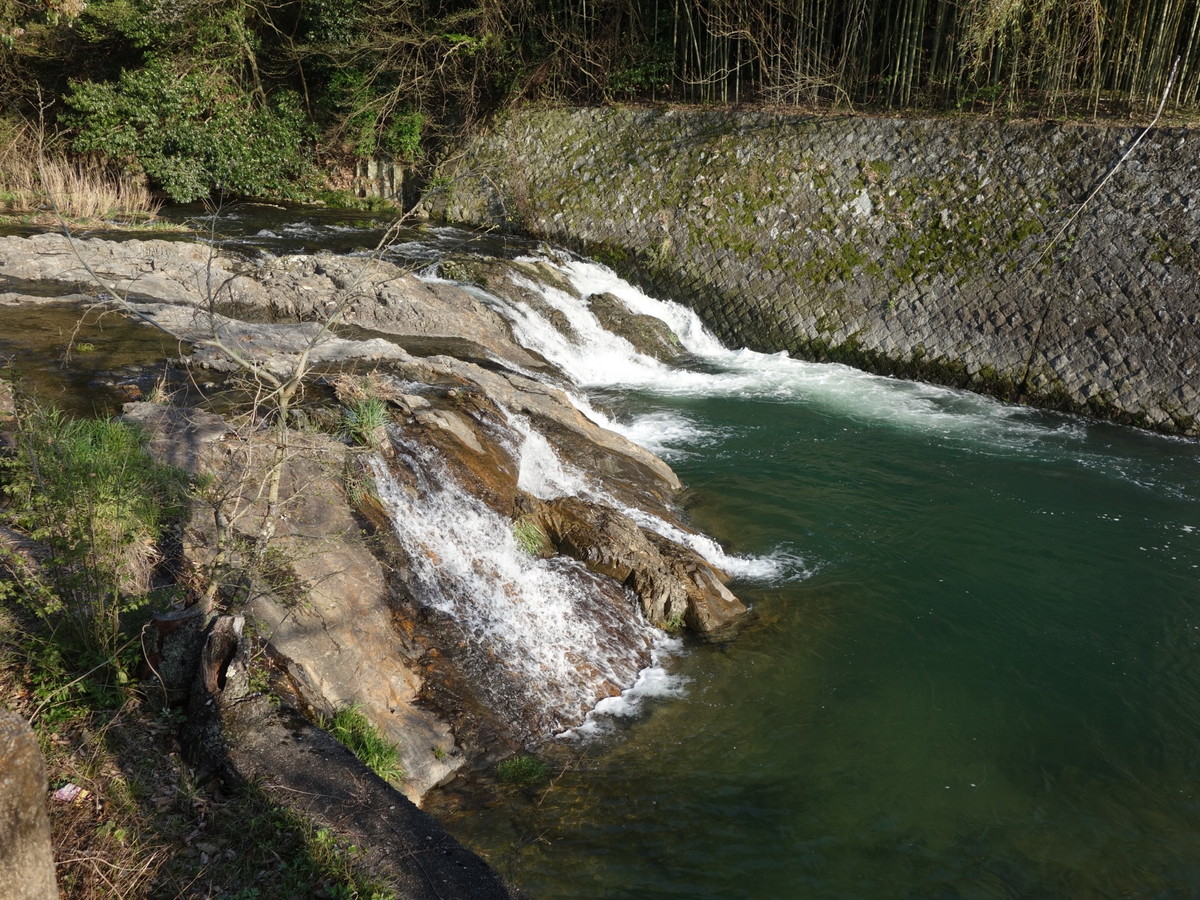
[525,495,745,633]
[0,232,753,900]
[185,618,523,900]
[0,231,750,767]
[122,402,461,801]
[0,228,753,898]
[0,232,549,375]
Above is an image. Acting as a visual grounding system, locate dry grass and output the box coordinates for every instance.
[0,123,161,224]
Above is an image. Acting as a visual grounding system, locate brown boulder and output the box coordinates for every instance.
[527,495,748,635]
[587,291,683,361]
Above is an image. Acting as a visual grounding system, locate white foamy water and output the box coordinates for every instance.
[622,505,813,583]
[572,403,723,462]
[498,254,1089,455]
[369,442,659,742]
[565,636,689,739]
[512,417,594,500]
[509,413,805,582]
[416,246,1159,581]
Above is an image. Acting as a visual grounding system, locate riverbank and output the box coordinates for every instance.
[0,226,749,896]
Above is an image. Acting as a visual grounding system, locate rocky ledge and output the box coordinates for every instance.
[0,231,748,890]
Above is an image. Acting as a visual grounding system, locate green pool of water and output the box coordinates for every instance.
[431,387,1200,898]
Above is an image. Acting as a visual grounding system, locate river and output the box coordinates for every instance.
[168,208,1200,896]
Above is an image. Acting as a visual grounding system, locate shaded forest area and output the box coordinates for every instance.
[1,0,1198,204]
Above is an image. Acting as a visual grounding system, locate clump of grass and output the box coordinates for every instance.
[288,822,398,900]
[145,368,176,405]
[511,515,551,557]
[342,459,380,509]
[662,612,686,633]
[342,396,390,448]
[495,754,549,785]
[323,704,404,783]
[0,397,187,675]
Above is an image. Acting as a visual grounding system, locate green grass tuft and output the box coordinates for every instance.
[511,516,551,557]
[323,704,404,783]
[342,397,390,448]
[495,754,548,785]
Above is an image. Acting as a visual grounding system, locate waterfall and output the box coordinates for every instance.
[369,438,659,745]
[508,411,801,582]
[448,251,1087,453]
[360,242,816,742]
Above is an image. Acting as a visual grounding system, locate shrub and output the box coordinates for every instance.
[0,399,186,668]
[65,61,320,203]
[382,110,424,162]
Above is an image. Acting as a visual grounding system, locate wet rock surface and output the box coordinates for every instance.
[526,495,747,633]
[587,291,683,361]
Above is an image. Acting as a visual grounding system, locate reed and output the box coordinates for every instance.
[492,0,1200,116]
[0,122,161,222]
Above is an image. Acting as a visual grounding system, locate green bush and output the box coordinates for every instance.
[318,69,378,159]
[382,110,424,162]
[300,0,364,45]
[65,61,320,203]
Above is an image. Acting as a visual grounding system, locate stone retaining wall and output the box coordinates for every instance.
[439,107,1200,435]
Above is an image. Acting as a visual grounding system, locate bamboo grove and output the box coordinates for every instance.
[521,0,1200,115]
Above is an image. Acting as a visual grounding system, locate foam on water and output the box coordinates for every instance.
[564,636,689,740]
[568,401,721,461]
[623,506,813,583]
[513,418,594,501]
[429,252,1052,459]
[608,410,723,461]
[514,254,1093,455]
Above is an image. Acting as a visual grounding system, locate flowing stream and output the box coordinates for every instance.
[369,432,661,745]
[163,210,1200,895]
[408,246,1200,897]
